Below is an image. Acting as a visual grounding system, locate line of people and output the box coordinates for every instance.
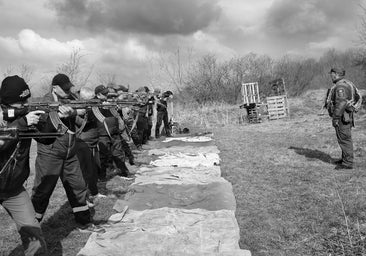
[0,74,173,255]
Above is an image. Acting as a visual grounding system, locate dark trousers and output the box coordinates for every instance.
[137,114,148,145]
[156,110,170,137]
[121,137,134,162]
[31,153,90,225]
[98,136,112,179]
[76,139,99,196]
[335,120,354,166]
[99,135,129,177]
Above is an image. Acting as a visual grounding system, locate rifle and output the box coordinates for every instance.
[0,125,65,175]
[318,88,331,116]
[0,125,65,140]
[1,99,145,134]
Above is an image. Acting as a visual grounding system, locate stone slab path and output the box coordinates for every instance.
[78,134,251,256]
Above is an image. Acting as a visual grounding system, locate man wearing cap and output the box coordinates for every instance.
[327,68,358,170]
[95,85,131,179]
[31,73,92,226]
[0,75,49,255]
[134,87,151,147]
[155,90,173,138]
[75,87,106,206]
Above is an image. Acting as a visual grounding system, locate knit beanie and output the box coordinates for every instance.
[0,75,31,104]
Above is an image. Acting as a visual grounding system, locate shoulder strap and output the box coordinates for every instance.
[0,142,20,176]
[76,112,89,136]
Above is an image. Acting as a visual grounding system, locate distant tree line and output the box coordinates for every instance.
[2,48,366,104]
[178,48,366,104]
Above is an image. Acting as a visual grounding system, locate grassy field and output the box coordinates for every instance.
[216,113,366,255]
[1,90,366,255]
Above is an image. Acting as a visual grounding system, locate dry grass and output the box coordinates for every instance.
[1,89,366,255]
[176,90,366,255]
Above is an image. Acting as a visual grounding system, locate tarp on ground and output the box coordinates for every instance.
[143,139,214,149]
[133,166,222,185]
[163,136,213,143]
[122,181,236,211]
[77,208,251,256]
[148,145,220,155]
[150,152,220,167]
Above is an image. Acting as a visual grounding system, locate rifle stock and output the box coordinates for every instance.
[0,125,65,140]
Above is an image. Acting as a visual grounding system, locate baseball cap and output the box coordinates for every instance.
[94,85,109,95]
[162,90,173,97]
[117,85,129,92]
[52,73,74,91]
[329,67,345,76]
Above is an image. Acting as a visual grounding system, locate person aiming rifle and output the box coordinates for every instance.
[0,75,59,256]
[95,85,132,179]
[31,73,92,227]
[75,87,106,207]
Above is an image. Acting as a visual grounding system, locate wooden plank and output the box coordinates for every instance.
[268,106,285,110]
[266,96,286,100]
[267,100,285,104]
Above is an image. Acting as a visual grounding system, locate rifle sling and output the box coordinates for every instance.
[0,142,20,176]
[110,108,132,141]
[103,120,113,140]
[76,112,89,136]
[130,113,139,132]
[90,107,113,140]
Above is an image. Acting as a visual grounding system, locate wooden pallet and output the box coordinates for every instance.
[266,95,289,120]
[241,82,260,105]
[240,103,262,123]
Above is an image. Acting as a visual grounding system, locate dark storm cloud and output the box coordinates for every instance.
[264,0,360,39]
[49,0,221,35]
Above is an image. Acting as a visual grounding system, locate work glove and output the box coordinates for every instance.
[332,118,340,128]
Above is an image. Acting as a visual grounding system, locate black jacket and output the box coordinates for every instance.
[0,116,55,197]
[36,92,79,158]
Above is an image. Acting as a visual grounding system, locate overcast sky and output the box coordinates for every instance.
[0,0,364,90]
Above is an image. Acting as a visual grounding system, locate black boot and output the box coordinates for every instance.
[115,159,130,177]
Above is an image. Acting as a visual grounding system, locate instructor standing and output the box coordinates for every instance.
[327,68,359,170]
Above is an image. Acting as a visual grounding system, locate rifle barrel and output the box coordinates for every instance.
[0,126,64,140]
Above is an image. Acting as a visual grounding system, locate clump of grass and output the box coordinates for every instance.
[173,101,244,129]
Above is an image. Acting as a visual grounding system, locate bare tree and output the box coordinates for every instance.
[97,72,117,86]
[147,47,195,93]
[19,64,34,84]
[2,66,15,78]
[358,5,366,47]
[2,64,34,84]
[57,48,94,90]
